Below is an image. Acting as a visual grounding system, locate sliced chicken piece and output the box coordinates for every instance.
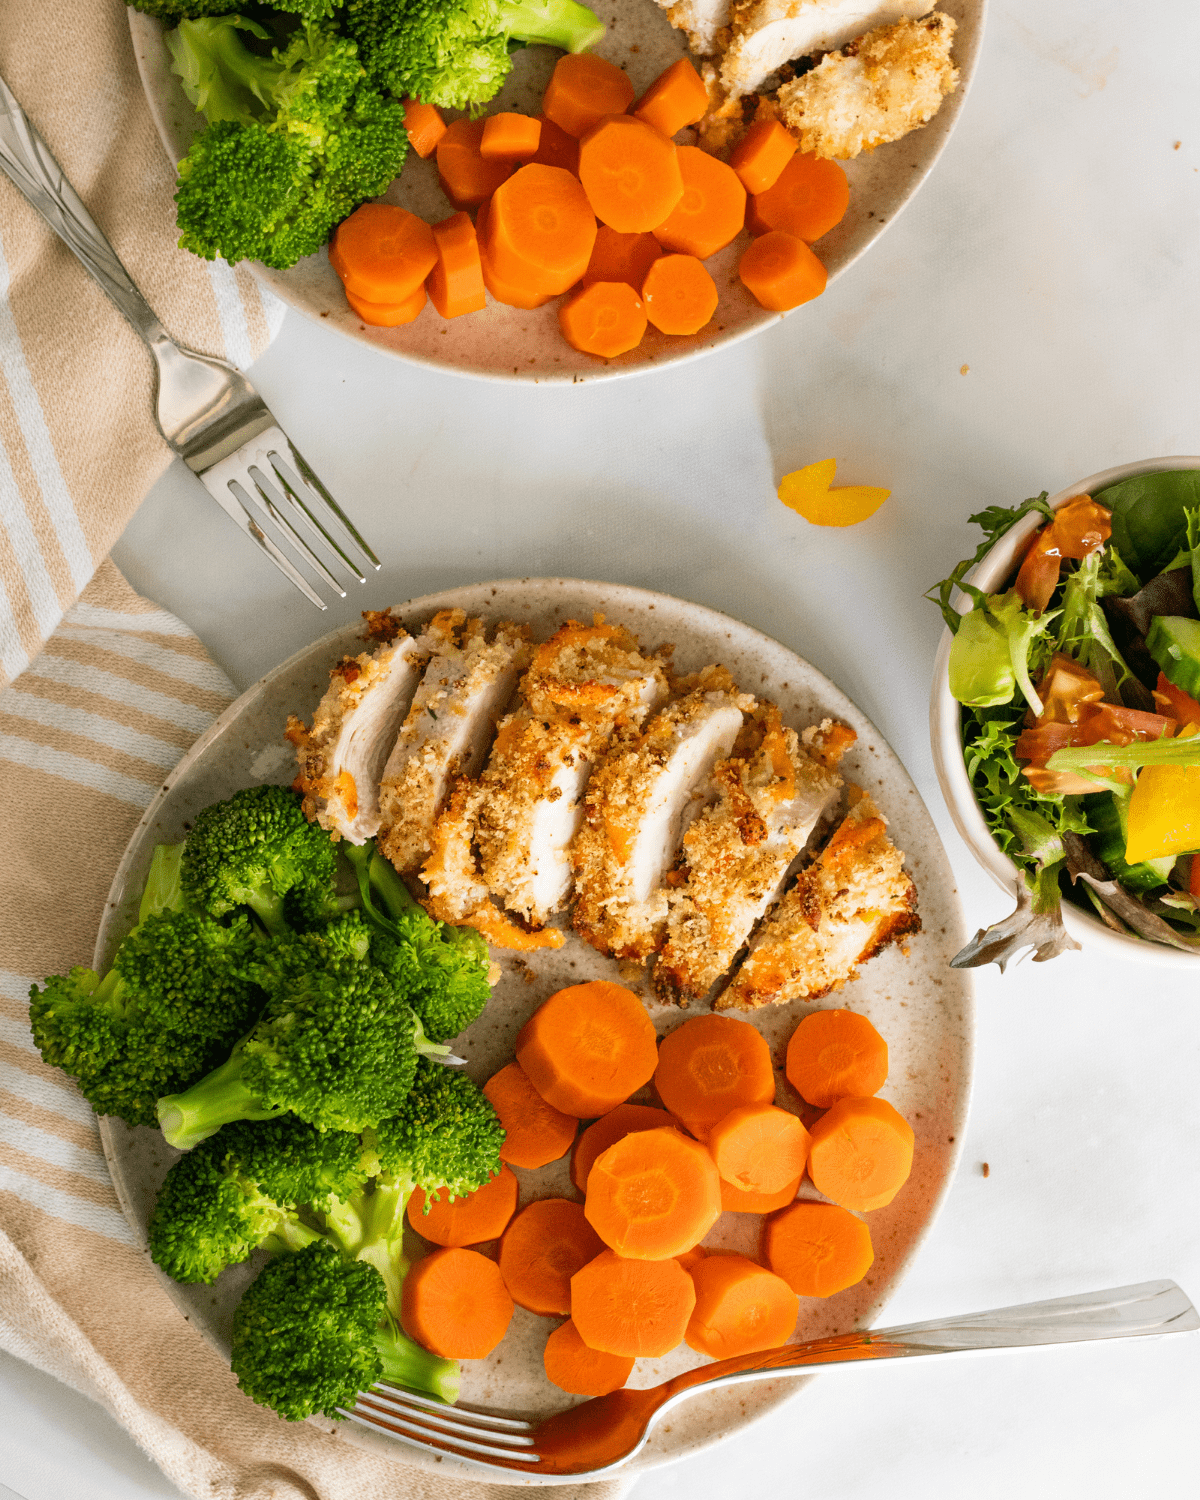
[377,611,531,876]
[572,666,752,962]
[473,617,670,926]
[775,10,958,158]
[653,0,734,57]
[287,629,426,844]
[653,706,847,1006]
[719,0,930,105]
[717,786,919,1009]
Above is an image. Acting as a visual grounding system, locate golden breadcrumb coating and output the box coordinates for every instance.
[717,786,919,1008]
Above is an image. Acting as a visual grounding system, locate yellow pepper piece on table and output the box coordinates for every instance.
[1125,761,1200,864]
[778,459,890,527]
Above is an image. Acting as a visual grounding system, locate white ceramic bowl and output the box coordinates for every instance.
[930,454,1200,967]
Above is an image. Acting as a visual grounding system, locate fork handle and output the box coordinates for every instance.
[0,71,168,347]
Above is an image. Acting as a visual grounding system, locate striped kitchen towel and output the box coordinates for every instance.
[0,0,285,688]
[0,563,632,1500]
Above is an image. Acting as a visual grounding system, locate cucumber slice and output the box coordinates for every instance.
[1084,792,1174,893]
[1147,615,1200,698]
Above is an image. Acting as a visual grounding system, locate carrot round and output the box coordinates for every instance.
[544,1317,633,1396]
[577,115,684,234]
[570,1248,696,1356]
[481,112,543,160]
[748,151,848,242]
[633,57,709,138]
[640,254,718,336]
[403,98,446,159]
[559,282,647,358]
[572,1102,674,1193]
[739,231,826,311]
[475,198,554,309]
[584,1125,721,1260]
[685,1252,799,1358]
[654,1014,775,1139]
[532,115,580,175]
[485,164,597,296]
[652,145,746,259]
[483,1061,578,1169]
[807,1096,914,1212]
[400,1246,514,1359]
[436,117,513,209]
[675,1244,707,1274]
[762,1200,874,1298]
[708,1103,811,1194]
[542,53,636,138]
[515,981,658,1117]
[786,1009,889,1109]
[720,1173,802,1215]
[581,226,663,290]
[729,119,798,195]
[426,211,486,320]
[408,1165,519,1247]
[498,1198,605,1316]
[342,281,427,327]
[331,203,438,302]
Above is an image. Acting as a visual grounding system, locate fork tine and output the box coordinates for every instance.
[339,1403,541,1465]
[261,452,368,584]
[197,472,327,609]
[358,1390,535,1442]
[233,474,347,598]
[276,436,381,571]
[371,1385,533,1430]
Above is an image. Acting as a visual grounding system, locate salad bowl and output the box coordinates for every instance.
[930,455,1200,969]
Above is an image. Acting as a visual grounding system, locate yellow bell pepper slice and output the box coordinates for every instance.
[778,459,890,527]
[1125,724,1200,863]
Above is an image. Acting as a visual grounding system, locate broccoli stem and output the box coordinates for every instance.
[157,1050,285,1151]
[374,1318,460,1405]
[261,1217,327,1254]
[140,843,187,921]
[245,887,289,938]
[503,0,606,54]
[369,851,421,921]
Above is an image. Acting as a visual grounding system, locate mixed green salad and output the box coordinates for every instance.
[29,783,503,1420]
[134,0,606,268]
[929,469,1200,967]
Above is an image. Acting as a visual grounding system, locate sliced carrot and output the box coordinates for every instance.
[436,118,513,210]
[807,1096,914,1212]
[708,1103,811,1195]
[654,1014,775,1140]
[632,57,709,138]
[403,98,446,159]
[559,281,647,358]
[408,1165,519,1247]
[483,1061,579,1169]
[584,1125,722,1260]
[515,981,658,1117]
[485,164,597,297]
[570,1248,696,1356]
[330,203,438,302]
[426,211,486,319]
[729,119,798,195]
[785,1009,889,1109]
[652,145,746,259]
[572,1103,674,1193]
[762,1200,874,1297]
[542,53,636,138]
[720,1174,802,1214]
[481,112,543,160]
[675,1244,707,1274]
[400,1246,514,1359]
[498,1198,605,1316]
[748,151,848,242]
[577,115,684,234]
[739,231,826,311]
[342,281,427,327]
[685,1252,799,1358]
[640,253,718,336]
[544,1317,633,1396]
[532,115,580,175]
[476,198,555,309]
[581,226,663,290]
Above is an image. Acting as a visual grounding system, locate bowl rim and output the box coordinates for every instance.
[929,454,1200,967]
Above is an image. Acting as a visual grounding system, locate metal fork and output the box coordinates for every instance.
[341,1280,1198,1480]
[0,72,378,609]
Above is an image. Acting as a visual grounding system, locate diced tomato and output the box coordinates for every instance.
[1154,671,1200,728]
[1075,702,1176,746]
[1014,528,1061,612]
[1044,496,1112,560]
[1191,854,1200,901]
[1022,766,1109,796]
[1014,721,1086,764]
[1034,653,1106,725]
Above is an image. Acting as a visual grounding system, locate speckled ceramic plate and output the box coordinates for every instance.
[96,579,972,1482]
[128,3,984,383]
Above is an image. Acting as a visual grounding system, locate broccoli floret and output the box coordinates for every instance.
[181,784,338,937]
[231,1240,458,1421]
[148,1115,371,1283]
[130,1,341,24]
[255,913,373,985]
[169,18,408,268]
[346,843,493,1042]
[29,847,264,1127]
[342,0,606,110]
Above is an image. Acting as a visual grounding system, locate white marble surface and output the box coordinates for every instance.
[5,0,1200,1495]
